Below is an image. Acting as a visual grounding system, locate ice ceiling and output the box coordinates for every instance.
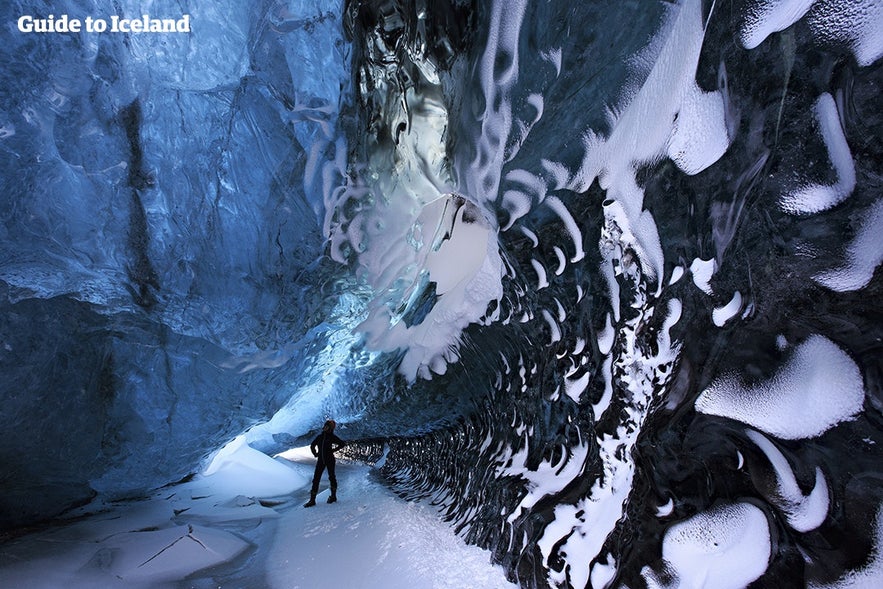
[1,0,882,587]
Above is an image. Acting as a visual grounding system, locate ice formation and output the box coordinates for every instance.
[779,93,855,215]
[814,198,883,291]
[695,335,865,439]
[712,291,743,326]
[746,429,830,532]
[2,0,882,587]
[645,502,772,589]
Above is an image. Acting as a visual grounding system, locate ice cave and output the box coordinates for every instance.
[1,0,882,587]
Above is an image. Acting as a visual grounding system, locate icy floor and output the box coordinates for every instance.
[0,445,515,589]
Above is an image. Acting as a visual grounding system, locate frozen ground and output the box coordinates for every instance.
[0,443,515,589]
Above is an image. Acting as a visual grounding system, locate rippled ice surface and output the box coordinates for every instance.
[336,0,883,587]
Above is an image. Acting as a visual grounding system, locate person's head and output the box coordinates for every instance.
[323,419,336,432]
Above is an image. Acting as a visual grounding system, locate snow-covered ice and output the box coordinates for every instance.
[643,502,772,589]
[695,334,865,439]
[0,443,515,589]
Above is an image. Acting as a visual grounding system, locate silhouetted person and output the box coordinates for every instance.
[304,420,346,507]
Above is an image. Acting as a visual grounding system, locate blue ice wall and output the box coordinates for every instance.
[0,0,357,525]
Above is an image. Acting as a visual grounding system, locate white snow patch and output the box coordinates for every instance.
[532,258,549,290]
[740,0,815,49]
[667,84,732,175]
[814,198,883,291]
[713,291,743,326]
[746,429,830,532]
[740,0,883,68]
[645,502,771,589]
[500,436,590,524]
[553,246,567,275]
[696,335,865,439]
[657,299,683,364]
[564,370,591,403]
[564,0,729,283]
[573,337,586,355]
[597,313,615,355]
[690,257,716,294]
[590,555,618,589]
[542,309,561,343]
[601,198,665,285]
[546,196,585,262]
[780,93,855,215]
[202,435,309,499]
[506,169,548,203]
[601,258,621,322]
[656,497,675,517]
[595,354,615,419]
[807,0,883,67]
[554,297,566,322]
[502,190,532,229]
[425,205,494,295]
[520,224,539,247]
[669,265,685,285]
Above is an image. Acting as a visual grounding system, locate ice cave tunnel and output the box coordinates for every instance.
[1,0,883,587]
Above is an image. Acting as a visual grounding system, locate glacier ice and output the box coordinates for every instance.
[779,93,856,214]
[2,0,883,588]
[644,502,772,589]
[695,334,864,439]
[814,198,883,291]
[746,429,830,532]
[0,0,359,525]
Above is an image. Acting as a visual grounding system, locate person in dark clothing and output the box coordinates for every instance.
[304,419,346,507]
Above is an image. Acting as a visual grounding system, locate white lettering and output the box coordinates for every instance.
[16,13,190,34]
[16,14,81,33]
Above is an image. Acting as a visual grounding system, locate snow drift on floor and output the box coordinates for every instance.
[0,442,514,589]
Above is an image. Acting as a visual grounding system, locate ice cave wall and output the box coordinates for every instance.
[339,0,883,588]
[1,1,883,588]
[0,0,363,527]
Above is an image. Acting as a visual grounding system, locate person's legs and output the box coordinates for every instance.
[327,459,337,503]
[304,460,326,507]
